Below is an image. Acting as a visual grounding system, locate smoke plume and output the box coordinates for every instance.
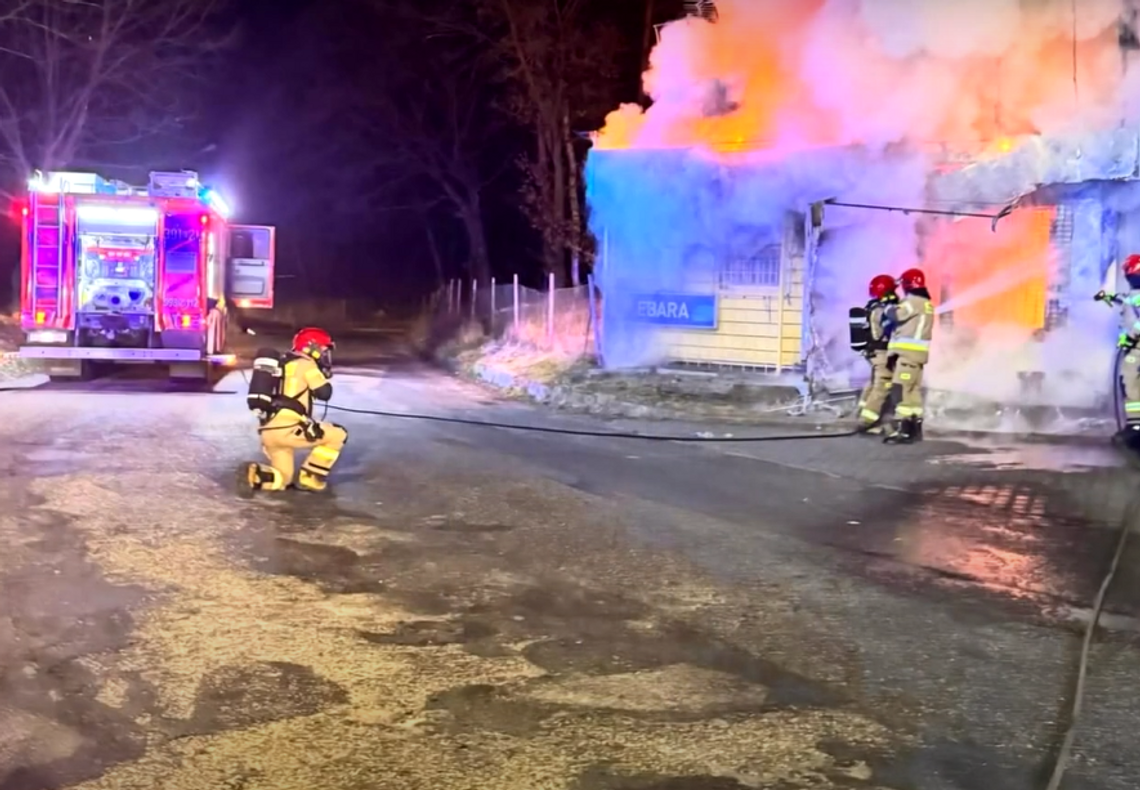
[600,0,1136,151]
[589,0,1140,429]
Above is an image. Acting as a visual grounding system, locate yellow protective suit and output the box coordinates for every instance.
[253,353,347,492]
[884,292,934,442]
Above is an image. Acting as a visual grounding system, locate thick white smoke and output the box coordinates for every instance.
[591,0,1140,429]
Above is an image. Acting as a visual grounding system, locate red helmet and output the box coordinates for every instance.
[899,268,926,291]
[1124,254,1140,277]
[869,274,897,299]
[292,326,334,361]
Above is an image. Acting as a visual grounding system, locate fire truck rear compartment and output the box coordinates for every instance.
[76,229,157,348]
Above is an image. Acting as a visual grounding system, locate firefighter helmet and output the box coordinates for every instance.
[868,274,897,299]
[292,327,335,368]
[899,268,926,291]
[1124,254,1140,278]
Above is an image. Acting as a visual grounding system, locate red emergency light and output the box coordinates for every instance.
[97,248,137,260]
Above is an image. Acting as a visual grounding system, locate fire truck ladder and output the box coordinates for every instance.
[31,189,66,326]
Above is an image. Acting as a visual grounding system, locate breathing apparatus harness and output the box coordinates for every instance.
[245,347,333,440]
[849,295,895,356]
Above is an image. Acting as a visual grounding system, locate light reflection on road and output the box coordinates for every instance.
[928,442,1123,473]
[891,486,1067,601]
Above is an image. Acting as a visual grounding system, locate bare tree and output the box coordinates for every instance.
[304,1,507,286]
[356,54,504,285]
[472,0,626,286]
[0,0,230,198]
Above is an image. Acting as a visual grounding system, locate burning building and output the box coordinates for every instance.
[586,0,1140,426]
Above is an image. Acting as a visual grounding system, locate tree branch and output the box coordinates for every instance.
[0,0,230,193]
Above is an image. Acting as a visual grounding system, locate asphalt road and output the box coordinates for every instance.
[1,334,1139,790]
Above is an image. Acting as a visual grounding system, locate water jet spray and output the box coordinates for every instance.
[934,264,1047,315]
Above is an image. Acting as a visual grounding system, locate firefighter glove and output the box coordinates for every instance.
[302,420,325,442]
[1118,332,1137,350]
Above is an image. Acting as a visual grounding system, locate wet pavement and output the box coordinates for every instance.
[0,335,1139,790]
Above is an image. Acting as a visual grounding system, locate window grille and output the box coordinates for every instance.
[720,243,781,289]
[1046,204,1074,328]
[1044,298,1068,330]
[684,1,718,21]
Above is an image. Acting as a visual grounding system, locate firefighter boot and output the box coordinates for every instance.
[883,418,916,445]
[912,419,924,442]
[1116,423,1140,452]
[296,469,328,492]
[238,463,283,498]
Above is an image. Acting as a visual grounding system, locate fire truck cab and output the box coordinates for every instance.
[18,169,275,380]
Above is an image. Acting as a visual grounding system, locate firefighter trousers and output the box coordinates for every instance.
[258,415,348,491]
[1123,352,1140,426]
[857,351,892,426]
[889,351,928,421]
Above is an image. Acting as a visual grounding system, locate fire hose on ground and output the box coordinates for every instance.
[324,364,1135,790]
[1040,346,1134,790]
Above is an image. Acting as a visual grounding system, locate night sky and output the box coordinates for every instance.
[0,0,684,310]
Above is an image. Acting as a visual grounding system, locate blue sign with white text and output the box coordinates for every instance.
[627,293,718,329]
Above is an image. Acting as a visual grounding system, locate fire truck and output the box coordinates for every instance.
[17,169,275,380]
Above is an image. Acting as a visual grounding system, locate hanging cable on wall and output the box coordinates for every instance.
[816,199,1016,233]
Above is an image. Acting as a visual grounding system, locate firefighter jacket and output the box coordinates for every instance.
[1121,292,1140,343]
[276,353,334,421]
[886,293,934,361]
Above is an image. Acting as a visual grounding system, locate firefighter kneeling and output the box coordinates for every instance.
[241,327,347,494]
[882,268,934,444]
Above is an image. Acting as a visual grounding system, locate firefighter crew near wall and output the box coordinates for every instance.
[242,327,348,494]
[856,274,899,434]
[882,268,934,444]
[1095,253,1140,439]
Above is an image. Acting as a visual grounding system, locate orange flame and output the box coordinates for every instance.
[923,207,1056,332]
[597,1,1130,156]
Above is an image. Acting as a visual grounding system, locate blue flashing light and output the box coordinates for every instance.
[199,187,231,218]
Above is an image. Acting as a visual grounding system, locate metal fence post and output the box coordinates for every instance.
[471,279,478,320]
[490,277,496,318]
[547,272,555,342]
[512,274,520,333]
[588,274,603,364]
